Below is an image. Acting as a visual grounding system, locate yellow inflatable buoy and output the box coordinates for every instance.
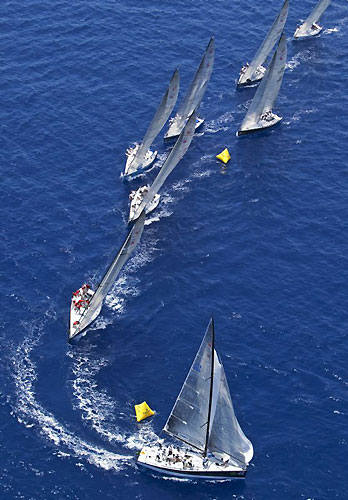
[216,148,231,164]
[134,401,155,422]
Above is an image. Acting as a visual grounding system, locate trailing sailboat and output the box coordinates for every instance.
[293,0,331,39]
[238,0,289,87]
[164,37,214,140]
[137,318,254,480]
[237,32,287,137]
[128,111,196,223]
[69,211,146,341]
[122,70,180,180]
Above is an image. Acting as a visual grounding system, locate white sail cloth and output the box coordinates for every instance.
[126,70,180,175]
[69,211,146,339]
[164,319,253,466]
[238,0,289,85]
[130,111,196,222]
[165,37,214,138]
[294,0,331,38]
[238,32,287,134]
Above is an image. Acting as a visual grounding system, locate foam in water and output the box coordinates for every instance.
[9,320,132,471]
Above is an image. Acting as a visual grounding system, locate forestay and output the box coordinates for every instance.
[239,32,287,132]
[72,211,146,337]
[166,37,214,136]
[127,70,180,175]
[239,0,288,85]
[163,319,214,452]
[208,352,254,467]
[131,111,196,221]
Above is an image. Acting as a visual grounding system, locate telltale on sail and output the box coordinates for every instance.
[137,318,254,480]
[69,211,146,341]
[164,37,214,140]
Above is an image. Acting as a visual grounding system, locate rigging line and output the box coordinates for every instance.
[204,317,215,457]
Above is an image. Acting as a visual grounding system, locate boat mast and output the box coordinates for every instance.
[203,317,215,457]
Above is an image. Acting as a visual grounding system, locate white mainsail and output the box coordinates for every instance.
[237,32,287,136]
[165,37,214,139]
[294,0,331,38]
[69,211,146,340]
[163,318,253,465]
[238,0,289,86]
[130,111,196,222]
[124,70,180,177]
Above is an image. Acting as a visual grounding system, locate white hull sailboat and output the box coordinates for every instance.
[69,211,146,341]
[137,318,254,481]
[128,111,196,223]
[122,69,180,180]
[238,0,289,87]
[165,38,214,140]
[237,32,287,137]
[293,0,331,39]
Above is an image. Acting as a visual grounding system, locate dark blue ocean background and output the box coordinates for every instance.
[1,0,347,498]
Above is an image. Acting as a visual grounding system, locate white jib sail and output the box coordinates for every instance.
[208,351,254,467]
[166,37,214,137]
[131,111,196,222]
[239,0,288,85]
[239,32,287,133]
[70,211,146,339]
[127,70,180,175]
[295,0,331,37]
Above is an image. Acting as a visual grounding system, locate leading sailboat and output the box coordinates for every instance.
[237,32,287,136]
[122,70,180,180]
[137,318,254,480]
[128,111,196,223]
[69,211,145,341]
[238,0,289,87]
[293,0,331,39]
[164,37,214,140]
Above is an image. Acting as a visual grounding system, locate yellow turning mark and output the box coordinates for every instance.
[216,148,231,164]
[134,401,155,422]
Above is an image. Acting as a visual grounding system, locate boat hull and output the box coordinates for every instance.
[293,25,322,39]
[69,287,100,341]
[121,149,157,181]
[128,192,160,223]
[237,115,282,136]
[138,460,246,480]
[164,117,204,141]
[237,65,266,87]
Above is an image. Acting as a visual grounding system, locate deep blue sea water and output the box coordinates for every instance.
[1,0,347,498]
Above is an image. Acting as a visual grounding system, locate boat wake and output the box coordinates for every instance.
[204,111,235,134]
[283,107,319,125]
[8,319,132,472]
[286,49,312,71]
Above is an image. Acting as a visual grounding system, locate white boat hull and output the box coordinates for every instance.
[164,117,204,140]
[237,113,282,136]
[69,286,99,340]
[128,187,160,223]
[137,445,247,481]
[237,65,266,87]
[121,148,157,181]
[293,24,322,39]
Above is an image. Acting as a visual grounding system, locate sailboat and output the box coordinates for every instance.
[238,0,289,87]
[122,70,180,180]
[137,318,254,480]
[128,111,196,223]
[164,37,214,140]
[237,32,287,137]
[69,211,146,341]
[293,0,331,39]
